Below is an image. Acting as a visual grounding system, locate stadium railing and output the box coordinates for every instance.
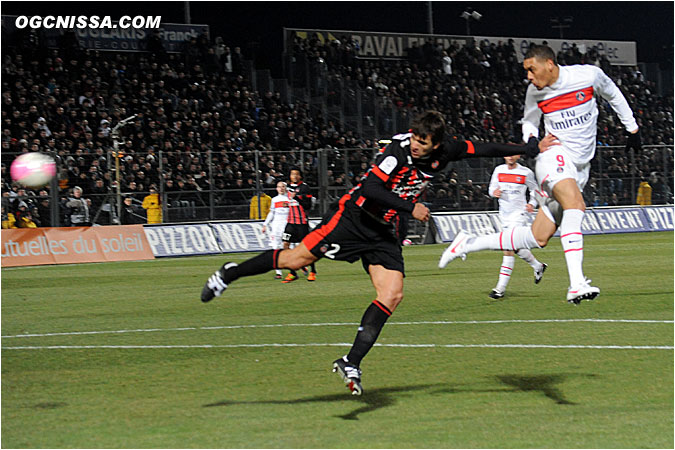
[1,145,672,227]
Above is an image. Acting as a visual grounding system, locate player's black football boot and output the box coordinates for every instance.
[332,356,363,396]
[201,262,238,302]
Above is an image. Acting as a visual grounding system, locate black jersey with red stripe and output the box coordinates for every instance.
[345,132,476,225]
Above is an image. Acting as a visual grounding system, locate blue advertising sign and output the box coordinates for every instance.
[432,213,498,243]
[144,224,221,257]
[590,207,651,234]
[642,206,674,231]
[210,222,268,253]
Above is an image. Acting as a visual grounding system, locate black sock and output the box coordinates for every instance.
[290,269,297,276]
[310,263,316,273]
[346,300,392,367]
[224,249,280,283]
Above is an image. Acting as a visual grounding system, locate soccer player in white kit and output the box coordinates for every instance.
[440,45,641,304]
[487,155,547,299]
[262,181,290,279]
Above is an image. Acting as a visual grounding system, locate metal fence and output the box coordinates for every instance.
[2,144,672,228]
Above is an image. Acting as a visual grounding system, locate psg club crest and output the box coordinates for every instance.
[557,167,564,173]
[431,160,439,169]
[320,244,329,253]
[576,91,586,101]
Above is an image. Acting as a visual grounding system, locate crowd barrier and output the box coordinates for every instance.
[2,206,671,265]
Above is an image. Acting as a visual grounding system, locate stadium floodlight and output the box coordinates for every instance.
[460,9,482,35]
[550,16,573,38]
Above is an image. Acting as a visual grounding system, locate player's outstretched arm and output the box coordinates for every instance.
[465,136,541,159]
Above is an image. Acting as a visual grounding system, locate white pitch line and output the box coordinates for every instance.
[1,318,672,339]
[2,343,672,350]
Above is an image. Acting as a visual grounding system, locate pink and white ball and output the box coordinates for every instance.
[10,153,57,189]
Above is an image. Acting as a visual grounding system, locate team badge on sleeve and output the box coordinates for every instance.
[379,155,398,175]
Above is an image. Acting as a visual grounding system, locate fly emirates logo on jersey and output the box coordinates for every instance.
[539,87,595,132]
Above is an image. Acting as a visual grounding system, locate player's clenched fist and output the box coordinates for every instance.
[412,202,430,222]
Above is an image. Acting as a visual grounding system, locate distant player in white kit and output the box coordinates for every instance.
[262,181,290,279]
[487,155,547,299]
[440,45,641,304]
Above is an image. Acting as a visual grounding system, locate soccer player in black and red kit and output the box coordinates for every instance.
[281,168,318,282]
[201,110,546,395]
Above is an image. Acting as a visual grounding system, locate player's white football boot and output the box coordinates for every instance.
[534,263,548,284]
[201,262,238,302]
[438,231,472,268]
[566,279,600,305]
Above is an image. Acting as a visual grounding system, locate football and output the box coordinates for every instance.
[10,152,57,189]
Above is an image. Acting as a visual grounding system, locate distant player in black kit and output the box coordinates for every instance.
[282,168,317,282]
[201,110,545,395]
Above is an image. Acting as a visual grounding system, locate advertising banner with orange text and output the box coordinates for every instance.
[1,225,155,267]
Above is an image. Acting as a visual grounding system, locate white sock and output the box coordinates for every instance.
[466,226,540,253]
[560,209,585,287]
[275,269,282,276]
[517,249,542,270]
[496,255,515,292]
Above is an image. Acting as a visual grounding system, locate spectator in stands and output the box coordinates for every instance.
[121,196,145,224]
[142,185,162,224]
[250,190,272,220]
[1,205,17,229]
[63,186,91,226]
[637,178,652,205]
[36,191,52,227]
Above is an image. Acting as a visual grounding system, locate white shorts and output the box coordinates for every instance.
[268,233,284,249]
[499,212,529,230]
[534,146,590,225]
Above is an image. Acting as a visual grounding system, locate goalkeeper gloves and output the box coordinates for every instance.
[626,129,641,152]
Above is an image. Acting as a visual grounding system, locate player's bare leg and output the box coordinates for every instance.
[334,266,403,395]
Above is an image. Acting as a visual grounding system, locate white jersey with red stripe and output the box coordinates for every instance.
[522,64,638,165]
[489,163,538,222]
[263,194,290,235]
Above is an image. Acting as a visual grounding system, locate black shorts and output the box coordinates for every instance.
[283,223,310,243]
[302,200,404,275]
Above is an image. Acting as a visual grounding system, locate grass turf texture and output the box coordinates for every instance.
[2,232,673,448]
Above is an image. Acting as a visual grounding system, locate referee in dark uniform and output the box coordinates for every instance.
[202,110,543,395]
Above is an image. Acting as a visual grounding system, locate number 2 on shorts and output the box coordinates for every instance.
[324,243,341,259]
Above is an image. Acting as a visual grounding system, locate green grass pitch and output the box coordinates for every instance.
[2,232,673,448]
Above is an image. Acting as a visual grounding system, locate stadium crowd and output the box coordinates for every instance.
[1,29,672,227]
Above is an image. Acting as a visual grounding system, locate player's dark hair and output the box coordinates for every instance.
[410,110,446,145]
[289,166,303,179]
[525,45,557,65]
